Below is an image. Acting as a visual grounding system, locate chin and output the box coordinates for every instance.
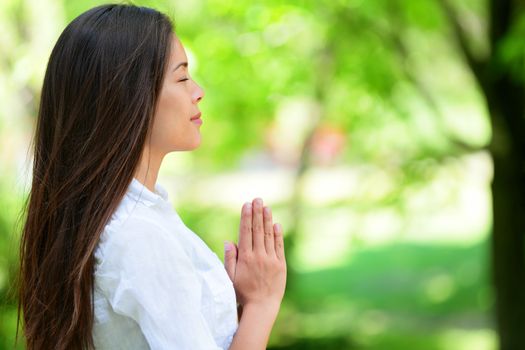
[188,143,201,151]
[183,138,202,151]
[171,135,202,152]
[190,136,202,149]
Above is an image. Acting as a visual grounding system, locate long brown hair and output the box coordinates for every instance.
[17,4,173,349]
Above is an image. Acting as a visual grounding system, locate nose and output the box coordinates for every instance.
[193,81,204,104]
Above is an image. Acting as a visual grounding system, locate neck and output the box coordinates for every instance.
[134,146,164,193]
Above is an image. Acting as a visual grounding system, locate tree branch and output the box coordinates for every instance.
[339,4,485,155]
[489,0,512,49]
[437,0,488,93]
[376,7,485,155]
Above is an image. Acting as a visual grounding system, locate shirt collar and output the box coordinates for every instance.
[127,177,169,207]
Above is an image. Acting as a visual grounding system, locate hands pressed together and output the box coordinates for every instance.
[224,198,287,312]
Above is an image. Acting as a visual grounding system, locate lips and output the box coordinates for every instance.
[190,112,201,121]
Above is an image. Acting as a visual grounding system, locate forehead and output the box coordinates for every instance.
[169,36,187,63]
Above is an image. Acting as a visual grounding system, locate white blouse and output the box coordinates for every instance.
[93,178,238,349]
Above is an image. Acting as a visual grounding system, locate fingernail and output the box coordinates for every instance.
[224,241,232,251]
[264,207,270,215]
[275,223,282,233]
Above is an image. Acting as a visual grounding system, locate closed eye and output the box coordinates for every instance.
[178,77,189,82]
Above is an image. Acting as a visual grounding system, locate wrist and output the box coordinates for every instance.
[230,300,281,350]
[242,300,281,319]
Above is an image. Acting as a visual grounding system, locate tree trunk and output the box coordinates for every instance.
[487,82,525,349]
[487,2,525,347]
[491,149,525,350]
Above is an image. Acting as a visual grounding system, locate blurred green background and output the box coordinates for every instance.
[3,0,525,349]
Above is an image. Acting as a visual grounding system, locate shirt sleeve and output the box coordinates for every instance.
[95,218,224,350]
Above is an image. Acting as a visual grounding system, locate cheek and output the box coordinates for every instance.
[157,85,180,112]
[150,89,193,151]
[152,108,180,144]
[155,89,183,126]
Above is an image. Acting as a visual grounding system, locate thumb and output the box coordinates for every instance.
[224,241,237,282]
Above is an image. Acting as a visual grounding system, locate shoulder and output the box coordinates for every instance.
[94,200,188,277]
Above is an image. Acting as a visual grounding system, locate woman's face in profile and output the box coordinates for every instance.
[149,35,205,154]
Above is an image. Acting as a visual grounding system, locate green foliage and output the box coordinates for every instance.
[0,176,25,350]
[498,15,525,81]
[0,0,507,348]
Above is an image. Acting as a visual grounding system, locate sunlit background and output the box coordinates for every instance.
[0,0,500,349]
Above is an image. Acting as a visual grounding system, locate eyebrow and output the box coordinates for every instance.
[172,62,188,72]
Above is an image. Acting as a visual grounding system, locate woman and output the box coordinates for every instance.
[18,4,287,349]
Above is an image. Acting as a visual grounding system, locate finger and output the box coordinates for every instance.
[224,241,237,282]
[238,202,252,253]
[263,206,275,256]
[274,223,285,260]
[252,198,265,252]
